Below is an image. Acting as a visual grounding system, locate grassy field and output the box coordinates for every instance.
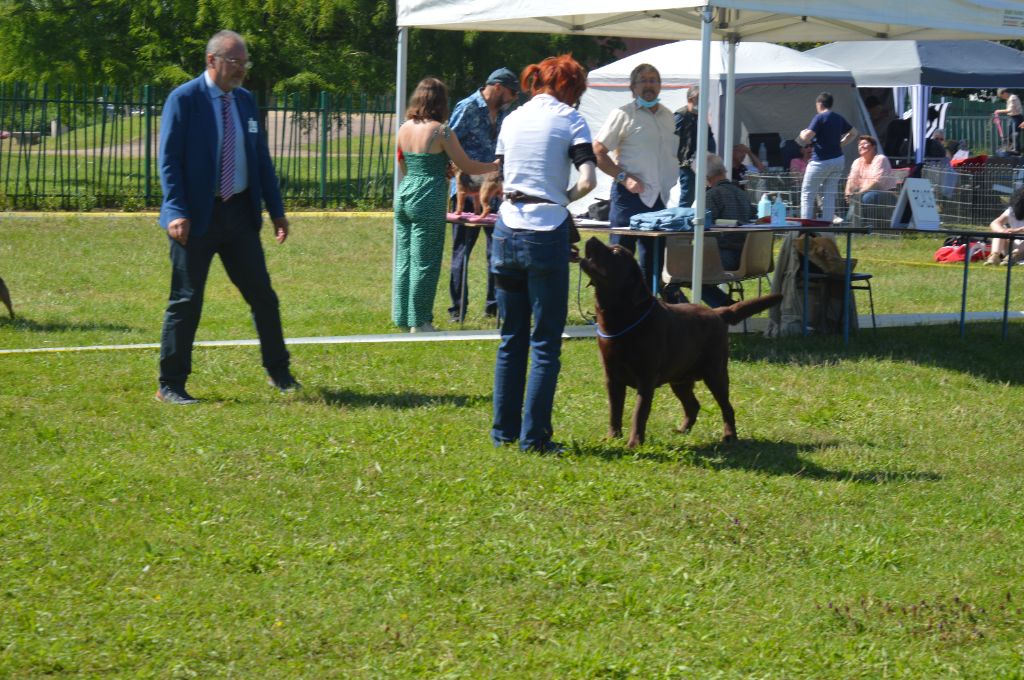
[2,215,1024,677]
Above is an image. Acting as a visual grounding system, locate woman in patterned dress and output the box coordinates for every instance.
[393,78,499,332]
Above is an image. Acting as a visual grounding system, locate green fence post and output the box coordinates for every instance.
[144,85,153,206]
[319,91,329,209]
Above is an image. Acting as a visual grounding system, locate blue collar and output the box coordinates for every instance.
[595,299,658,339]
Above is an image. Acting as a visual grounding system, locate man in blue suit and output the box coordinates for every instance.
[156,29,298,404]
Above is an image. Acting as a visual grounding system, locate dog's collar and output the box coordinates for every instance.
[595,299,657,339]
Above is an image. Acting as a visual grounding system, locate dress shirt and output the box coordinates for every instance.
[595,102,677,208]
[497,94,592,231]
[203,72,248,196]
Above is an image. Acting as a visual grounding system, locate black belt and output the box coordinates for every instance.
[504,191,555,205]
[214,188,250,204]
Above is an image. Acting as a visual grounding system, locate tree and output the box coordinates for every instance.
[0,0,619,99]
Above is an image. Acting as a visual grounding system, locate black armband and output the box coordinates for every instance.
[569,143,597,170]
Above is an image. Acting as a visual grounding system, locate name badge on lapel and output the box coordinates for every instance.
[247,118,258,134]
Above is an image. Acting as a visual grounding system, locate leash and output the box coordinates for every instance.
[575,264,597,326]
[594,299,658,339]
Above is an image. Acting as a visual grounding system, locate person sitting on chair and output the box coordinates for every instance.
[731,143,765,185]
[984,186,1024,266]
[844,135,896,225]
[696,153,756,308]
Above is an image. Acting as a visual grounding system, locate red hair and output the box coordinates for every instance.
[520,55,587,106]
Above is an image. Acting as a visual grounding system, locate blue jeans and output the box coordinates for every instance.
[800,155,845,220]
[490,217,570,451]
[448,196,497,319]
[608,182,666,292]
[678,166,695,208]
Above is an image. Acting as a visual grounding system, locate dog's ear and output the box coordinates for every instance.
[630,264,651,306]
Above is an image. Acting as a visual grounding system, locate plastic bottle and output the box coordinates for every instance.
[771,193,787,225]
[758,142,768,166]
[757,193,772,219]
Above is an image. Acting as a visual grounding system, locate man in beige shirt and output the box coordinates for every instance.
[594,63,678,296]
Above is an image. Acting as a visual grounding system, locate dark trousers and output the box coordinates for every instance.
[159,195,289,386]
[608,182,666,293]
[448,196,497,319]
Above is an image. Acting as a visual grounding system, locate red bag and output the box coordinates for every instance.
[933,239,991,263]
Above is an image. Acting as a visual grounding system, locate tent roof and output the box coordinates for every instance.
[588,41,855,87]
[806,40,1024,88]
[397,1,1024,41]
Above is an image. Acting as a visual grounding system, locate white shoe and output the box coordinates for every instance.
[410,322,436,333]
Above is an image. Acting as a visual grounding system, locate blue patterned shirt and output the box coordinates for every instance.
[449,88,506,163]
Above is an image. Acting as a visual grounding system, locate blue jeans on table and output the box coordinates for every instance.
[609,182,666,294]
[490,217,571,451]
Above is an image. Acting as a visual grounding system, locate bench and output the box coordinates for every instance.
[10,131,42,146]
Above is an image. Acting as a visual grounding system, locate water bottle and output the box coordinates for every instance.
[771,193,787,225]
[757,193,772,219]
[758,143,768,166]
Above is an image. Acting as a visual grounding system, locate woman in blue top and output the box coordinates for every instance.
[797,92,858,221]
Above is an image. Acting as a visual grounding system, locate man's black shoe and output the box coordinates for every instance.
[484,306,499,319]
[448,312,464,324]
[268,371,302,393]
[155,384,199,405]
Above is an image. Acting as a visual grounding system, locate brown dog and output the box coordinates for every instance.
[579,237,781,446]
[454,169,503,217]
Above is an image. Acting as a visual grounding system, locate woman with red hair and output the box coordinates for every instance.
[490,55,597,453]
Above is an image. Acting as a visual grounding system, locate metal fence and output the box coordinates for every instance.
[0,82,396,211]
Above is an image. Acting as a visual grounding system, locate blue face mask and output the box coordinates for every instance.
[635,96,660,109]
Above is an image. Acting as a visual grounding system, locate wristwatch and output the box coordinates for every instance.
[615,171,627,184]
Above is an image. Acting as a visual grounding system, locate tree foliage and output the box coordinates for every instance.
[0,0,621,99]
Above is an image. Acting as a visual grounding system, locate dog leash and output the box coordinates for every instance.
[594,299,658,339]
[575,265,597,326]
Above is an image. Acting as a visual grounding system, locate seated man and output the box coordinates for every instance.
[844,135,897,226]
[700,153,756,307]
[731,143,766,185]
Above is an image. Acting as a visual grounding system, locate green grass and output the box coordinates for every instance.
[2,215,1024,677]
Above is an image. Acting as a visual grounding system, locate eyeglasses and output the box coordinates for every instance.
[216,55,253,70]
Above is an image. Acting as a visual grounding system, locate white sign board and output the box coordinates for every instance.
[891,178,941,230]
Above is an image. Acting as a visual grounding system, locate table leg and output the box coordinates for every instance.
[959,237,970,338]
[1003,243,1014,340]
[843,231,852,346]
[460,245,469,330]
[802,233,810,337]
[652,236,663,295]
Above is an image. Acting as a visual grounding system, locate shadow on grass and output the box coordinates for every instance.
[570,438,942,484]
[0,316,136,334]
[728,321,1024,385]
[313,387,489,410]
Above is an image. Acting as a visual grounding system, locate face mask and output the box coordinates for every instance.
[635,96,660,109]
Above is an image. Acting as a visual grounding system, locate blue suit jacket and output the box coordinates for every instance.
[158,75,284,236]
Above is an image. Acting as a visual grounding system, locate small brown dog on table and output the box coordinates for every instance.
[580,237,781,447]
[454,169,503,217]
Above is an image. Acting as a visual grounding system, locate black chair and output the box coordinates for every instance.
[807,271,876,329]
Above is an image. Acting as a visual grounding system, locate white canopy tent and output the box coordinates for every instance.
[575,40,871,211]
[395,0,1024,295]
[808,40,1024,161]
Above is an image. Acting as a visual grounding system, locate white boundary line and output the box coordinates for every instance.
[2,312,1023,356]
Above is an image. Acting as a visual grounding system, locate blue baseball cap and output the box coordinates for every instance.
[486,67,520,93]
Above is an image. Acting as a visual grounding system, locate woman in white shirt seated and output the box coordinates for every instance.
[985,187,1024,266]
[490,55,597,453]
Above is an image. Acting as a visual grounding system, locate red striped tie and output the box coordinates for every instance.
[219,93,235,201]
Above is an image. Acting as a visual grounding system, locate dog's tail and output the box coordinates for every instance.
[716,293,782,326]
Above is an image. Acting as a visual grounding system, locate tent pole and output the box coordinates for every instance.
[691,5,714,300]
[395,27,408,197]
[394,27,408,295]
[723,35,737,179]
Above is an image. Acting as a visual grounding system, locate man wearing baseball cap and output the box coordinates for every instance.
[446,67,520,323]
